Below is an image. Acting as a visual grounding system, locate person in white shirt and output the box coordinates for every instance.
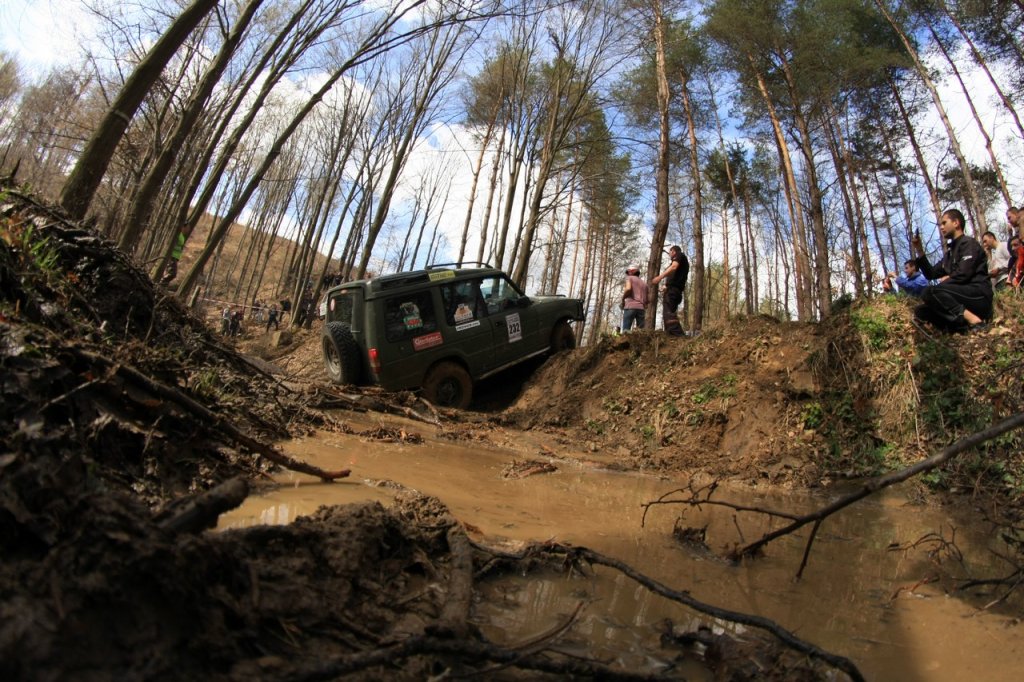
[982,231,1010,289]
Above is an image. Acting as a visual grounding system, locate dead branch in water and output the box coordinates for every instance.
[469,539,865,682]
[726,411,1024,565]
[640,479,801,527]
[643,412,1024,577]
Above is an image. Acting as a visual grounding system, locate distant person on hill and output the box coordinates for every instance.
[882,260,929,297]
[981,231,1010,289]
[621,266,648,332]
[266,304,280,332]
[911,208,992,333]
[160,225,191,285]
[220,306,231,336]
[280,298,291,322]
[650,245,688,337]
[230,308,243,337]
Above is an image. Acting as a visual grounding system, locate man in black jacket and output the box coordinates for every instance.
[911,208,992,332]
[651,245,689,336]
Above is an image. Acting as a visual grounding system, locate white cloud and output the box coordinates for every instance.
[0,1,96,77]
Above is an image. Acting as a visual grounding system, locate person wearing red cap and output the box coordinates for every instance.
[621,266,648,331]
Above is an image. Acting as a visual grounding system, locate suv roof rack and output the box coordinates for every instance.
[426,261,493,269]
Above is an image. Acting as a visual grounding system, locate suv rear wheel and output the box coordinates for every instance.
[323,321,362,385]
[422,361,472,409]
[550,320,576,353]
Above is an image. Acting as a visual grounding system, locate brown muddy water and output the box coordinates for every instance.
[219,416,1022,681]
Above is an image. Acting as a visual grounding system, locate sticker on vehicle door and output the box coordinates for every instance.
[412,331,444,351]
[454,303,474,323]
[505,313,522,342]
[456,320,481,332]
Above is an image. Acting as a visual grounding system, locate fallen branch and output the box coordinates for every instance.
[471,539,864,682]
[155,476,249,534]
[641,479,801,527]
[285,633,674,682]
[77,349,350,481]
[730,411,1024,564]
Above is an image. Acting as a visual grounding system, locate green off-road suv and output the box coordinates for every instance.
[320,264,585,409]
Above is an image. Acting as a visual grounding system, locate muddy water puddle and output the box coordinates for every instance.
[220,421,1022,680]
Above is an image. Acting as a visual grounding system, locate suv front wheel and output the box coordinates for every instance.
[550,320,576,353]
[422,361,472,409]
[323,321,362,385]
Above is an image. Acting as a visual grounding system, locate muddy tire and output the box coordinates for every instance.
[550,320,576,353]
[322,321,362,385]
[422,361,472,409]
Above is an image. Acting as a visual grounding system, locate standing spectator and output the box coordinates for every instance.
[981,231,1010,289]
[650,245,689,337]
[220,306,231,336]
[911,208,992,332]
[229,308,243,337]
[1009,236,1024,289]
[621,266,648,332]
[266,305,280,332]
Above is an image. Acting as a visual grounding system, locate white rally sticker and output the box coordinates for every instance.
[456,320,481,332]
[506,313,522,342]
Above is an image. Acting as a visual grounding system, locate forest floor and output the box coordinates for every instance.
[3,183,1023,681]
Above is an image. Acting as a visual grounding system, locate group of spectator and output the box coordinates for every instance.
[882,205,1024,333]
[619,244,691,336]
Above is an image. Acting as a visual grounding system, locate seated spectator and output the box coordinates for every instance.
[911,208,992,333]
[883,260,929,297]
[981,231,1010,289]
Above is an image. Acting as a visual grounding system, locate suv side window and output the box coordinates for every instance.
[479,276,521,315]
[440,280,487,326]
[328,289,355,325]
[384,291,438,342]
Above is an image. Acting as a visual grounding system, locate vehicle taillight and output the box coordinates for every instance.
[368,348,380,375]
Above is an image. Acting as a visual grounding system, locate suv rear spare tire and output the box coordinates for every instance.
[323,321,362,385]
[422,361,472,409]
[550,320,576,353]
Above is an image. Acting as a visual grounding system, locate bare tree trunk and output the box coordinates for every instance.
[125,0,265,258]
[889,78,943,228]
[645,5,672,329]
[927,22,1011,207]
[874,0,987,234]
[457,106,499,265]
[750,56,812,319]
[60,0,220,219]
[941,0,1024,141]
[822,109,864,297]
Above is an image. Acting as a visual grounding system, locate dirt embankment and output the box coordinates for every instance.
[502,298,1024,499]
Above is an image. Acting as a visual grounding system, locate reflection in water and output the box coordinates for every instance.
[218,427,1023,682]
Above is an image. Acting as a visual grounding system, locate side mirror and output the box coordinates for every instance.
[517,296,532,308]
